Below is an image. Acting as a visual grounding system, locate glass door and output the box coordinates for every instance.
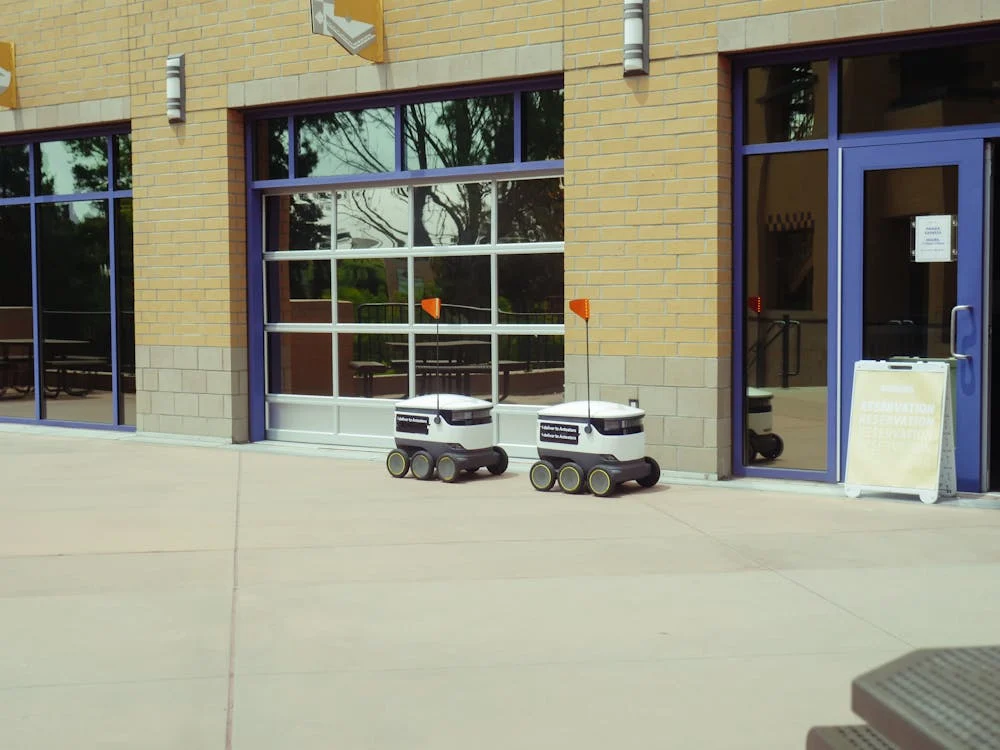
[842,140,985,491]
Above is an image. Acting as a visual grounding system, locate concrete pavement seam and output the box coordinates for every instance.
[224,452,242,750]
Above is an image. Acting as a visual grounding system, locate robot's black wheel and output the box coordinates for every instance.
[529,460,556,491]
[635,457,660,488]
[386,449,410,478]
[587,466,616,497]
[487,446,508,476]
[558,462,585,494]
[759,434,784,461]
[410,450,436,480]
[437,453,460,483]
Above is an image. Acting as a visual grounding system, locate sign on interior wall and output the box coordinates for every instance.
[844,360,956,504]
[0,42,17,109]
[310,0,385,63]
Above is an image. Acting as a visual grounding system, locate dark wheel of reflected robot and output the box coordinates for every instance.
[558,462,585,494]
[529,460,556,491]
[436,453,460,483]
[759,434,784,461]
[386,449,410,478]
[636,457,660,488]
[487,446,509,476]
[587,466,616,498]
[411,450,435,480]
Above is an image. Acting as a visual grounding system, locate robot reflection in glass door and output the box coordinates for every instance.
[529,299,661,497]
[385,298,509,482]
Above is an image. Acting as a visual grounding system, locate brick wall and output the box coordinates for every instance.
[3,0,997,458]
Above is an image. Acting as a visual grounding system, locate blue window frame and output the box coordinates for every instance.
[733,25,1000,484]
[245,78,565,442]
[0,126,134,430]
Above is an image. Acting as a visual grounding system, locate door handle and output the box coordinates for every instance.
[950,304,972,360]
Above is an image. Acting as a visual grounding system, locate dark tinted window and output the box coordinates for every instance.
[841,42,1000,133]
[254,118,288,180]
[523,89,564,161]
[745,62,828,144]
[0,144,30,197]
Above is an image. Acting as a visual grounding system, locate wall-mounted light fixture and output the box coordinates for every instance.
[166,54,185,123]
[623,0,649,77]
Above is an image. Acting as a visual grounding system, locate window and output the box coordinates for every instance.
[0,132,134,426]
[253,84,565,433]
[745,62,829,144]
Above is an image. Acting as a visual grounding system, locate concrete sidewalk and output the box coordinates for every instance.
[1,428,999,749]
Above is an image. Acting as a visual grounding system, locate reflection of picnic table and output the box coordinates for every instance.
[0,339,100,398]
[807,645,1000,749]
[382,341,529,399]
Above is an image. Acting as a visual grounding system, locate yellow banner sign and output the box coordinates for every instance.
[845,361,953,498]
[310,0,385,64]
[0,42,16,109]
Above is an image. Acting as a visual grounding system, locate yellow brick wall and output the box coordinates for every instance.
[563,1,730,364]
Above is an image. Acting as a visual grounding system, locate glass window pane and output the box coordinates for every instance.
[254,118,289,180]
[264,193,334,251]
[522,89,564,161]
[37,137,109,195]
[336,187,408,249]
[0,205,34,417]
[339,332,406,399]
[841,42,1000,133]
[498,254,564,324]
[745,61,828,144]
[266,332,332,396]
[266,260,333,323]
[498,178,564,243]
[37,200,113,424]
[413,333,491,400]
[499,334,565,405]
[414,256,491,323]
[744,151,828,470]
[414,182,491,246]
[0,144,30,197]
[338,258,408,325]
[296,108,394,178]
[863,167,958,361]
[405,96,514,170]
[114,134,132,190]
[115,199,135,426]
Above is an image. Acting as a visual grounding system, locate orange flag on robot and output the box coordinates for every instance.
[569,298,590,321]
[421,297,441,320]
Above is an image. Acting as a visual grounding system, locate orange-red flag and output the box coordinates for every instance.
[421,297,441,320]
[569,298,590,321]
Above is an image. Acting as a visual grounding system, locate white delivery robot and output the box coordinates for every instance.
[746,386,783,461]
[529,399,660,497]
[527,298,660,497]
[385,393,509,482]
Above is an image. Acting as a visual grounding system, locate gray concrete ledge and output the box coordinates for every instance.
[719,0,1000,52]
[0,96,130,135]
[229,42,563,109]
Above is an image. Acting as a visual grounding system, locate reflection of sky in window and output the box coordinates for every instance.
[337,187,408,248]
[39,139,107,195]
[297,109,394,177]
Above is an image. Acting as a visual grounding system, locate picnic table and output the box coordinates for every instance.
[807,646,1000,749]
[0,338,101,397]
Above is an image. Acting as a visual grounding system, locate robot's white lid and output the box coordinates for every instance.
[395,393,493,411]
[538,400,645,420]
[747,387,774,399]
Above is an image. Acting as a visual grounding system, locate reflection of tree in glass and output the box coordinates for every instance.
[55,136,109,194]
[763,64,817,142]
